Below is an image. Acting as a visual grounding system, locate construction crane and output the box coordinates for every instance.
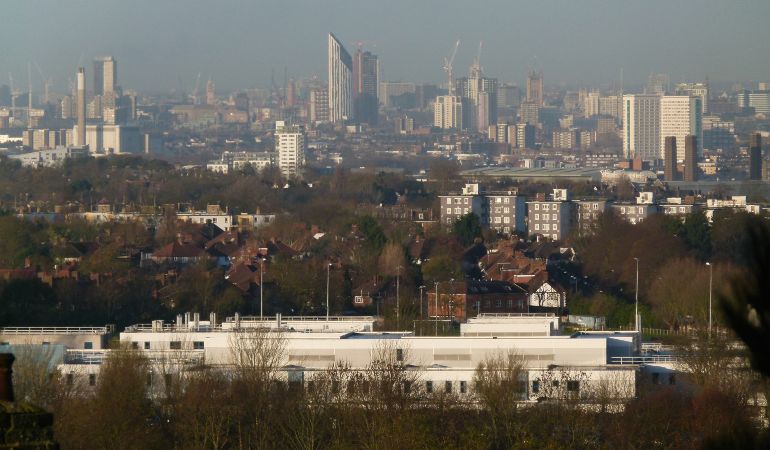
[442,40,460,96]
[33,61,53,105]
[470,41,483,78]
[27,62,33,119]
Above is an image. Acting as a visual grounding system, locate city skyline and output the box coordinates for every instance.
[3,0,770,92]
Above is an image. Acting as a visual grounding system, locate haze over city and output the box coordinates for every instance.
[4,0,770,91]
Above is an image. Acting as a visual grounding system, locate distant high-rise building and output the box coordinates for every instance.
[515,123,535,149]
[353,49,379,125]
[275,121,305,179]
[434,95,463,129]
[749,133,762,180]
[748,91,770,114]
[583,91,600,117]
[328,33,353,123]
[646,73,670,95]
[683,135,698,182]
[664,136,678,181]
[622,94,660,160]
[456,70,498,132]
[519,101,540,126]
[660,95,702,161]
[378,81,416,107]
[599,95,623,120]
[206,80,215,105]
[76,68,86,147]
[309,86,330,124]
[526,70,543,106]
[675,82,709,114]
[496,84,521,108]
[286,78,296,107]
[93,56,117,97]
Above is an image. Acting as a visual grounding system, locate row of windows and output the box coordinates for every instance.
[130,341,205,350]
[533,213,559,221]
[533,223,558,232]
[533,203,559,211]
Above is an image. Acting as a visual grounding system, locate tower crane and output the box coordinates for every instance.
[442,40,460,96]
[33,61,53,105]
[191,72,201,104]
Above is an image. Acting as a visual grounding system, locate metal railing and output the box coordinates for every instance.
[225,316,375,323]
[474,313,556,318]
[0,327,109,335]
[64,349,206,365]
[610,355,677,365]
[641,342,676,353]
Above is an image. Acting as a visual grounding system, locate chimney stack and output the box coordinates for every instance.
[749,133,762,181]
[76,67,86,148]
[664,136,678,182]
[683,135,698,182]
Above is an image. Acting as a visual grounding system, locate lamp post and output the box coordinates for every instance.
[634,257,639,332]
[396,265,401,330]
[326,263,331,321]
[259,258,264,320]
[434,281,439,336]
[418,285,426,320]
[706,262,713,338]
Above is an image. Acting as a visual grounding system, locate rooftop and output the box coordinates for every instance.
[461,167,602,182]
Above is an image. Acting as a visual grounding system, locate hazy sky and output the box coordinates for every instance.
[3,0,770,93]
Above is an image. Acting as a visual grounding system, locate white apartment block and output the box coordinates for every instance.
[440,184,526,235]
[660,95,702,161]
[275,121,306,179]
[434,95,463,129]
[328,33,353,123]
[623,94,661,161]
[527,189,572,241]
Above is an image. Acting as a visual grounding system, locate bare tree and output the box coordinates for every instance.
[473,351,526,449]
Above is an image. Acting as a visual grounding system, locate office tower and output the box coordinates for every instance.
[683,135,698,182]
[646,73,670,95]
[0,85,10,106]
[76,68,86,147]
[664,136,678,181]
[93,56,117,96]
[526,70,543,106]
[515,123,535,149]
[497,83,521,108]
[456,67,498,132]
[275,121,305,179]
[519,101,540,126]
[353,49,379,125]
[206,80,215,105]
[748,91,770,114]
[309,86,329,123]
[378,81,416,107]
[286,78,296,107]
[749,133,762,180]
[583,91,600,117]
[622,94,660,160]
[660,95,702,161]
[675,82,709,114]
[328,33,353,123]
[433,95,463,129]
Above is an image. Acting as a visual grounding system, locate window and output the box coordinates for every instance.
[494,217,501,224]
[503,217,510,224]
[621,207,626,214]
[460,381,467,394]
[495,300,502,308]
[504,207,509,213]
[534,213,539,220]
[88,374,96,386]
[504,198,510,204]
[543,224,550,231]
[446,208,451,214]
[131,342,139,350]
[454,208,461,214]
[445,381,452,393]
[193,341,205,350]
[463,198,468,205]
[495,197,501,203]
[535,204,540,210]
[396,349,404,362]
[144,342,150,350]
[552,214,557,220]
[532,380,540,394]
[552,234,558,240]
[426,381,433,393]
[567,380,580,392]
[593,203,598,210]
[552,204,557,211]
[507,299,513,309]
[170,341,182,350]
[446,198,452,205]
[535,224,540,231]
[84,342,93,350]
[553,224,558,231]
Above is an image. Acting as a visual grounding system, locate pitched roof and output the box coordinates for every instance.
[152,241,205,259]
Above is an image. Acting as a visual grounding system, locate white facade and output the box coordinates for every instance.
[434,95,463,129]
[328,33,353,124]
[275,121,306,179]
[9,146,87,168]
[660,95,702,161]
[623,94,660,161]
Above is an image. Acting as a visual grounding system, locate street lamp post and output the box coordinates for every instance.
[326,263,331,322]
[259,259,264,320]
[706,262,713,338]
[634,257,639,332]
[418,285,426,320]
[434,281,439,336]
[396,265,401,330]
